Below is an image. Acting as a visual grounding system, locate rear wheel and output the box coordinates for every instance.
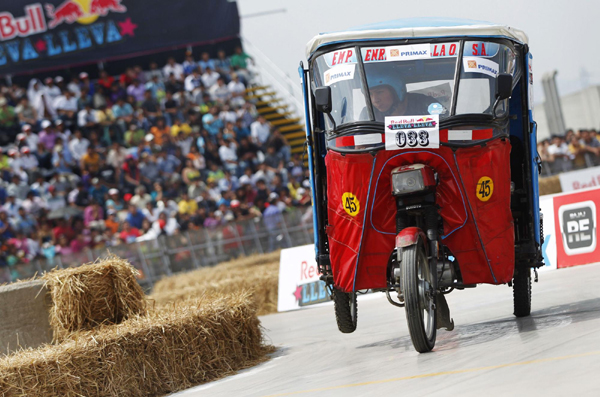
[513,268,531,317]
[333,289,357,333]
[401,240,436,353]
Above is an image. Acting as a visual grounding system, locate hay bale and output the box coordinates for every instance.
[151,251,280,294]
[0,280,53,355]
[150,264,279,315]
[150,259,280,315]
[539,175,562,196]
[0,292,271,397]
[43,256,146,341]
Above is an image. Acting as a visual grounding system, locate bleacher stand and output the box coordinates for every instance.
[0,46,311,282]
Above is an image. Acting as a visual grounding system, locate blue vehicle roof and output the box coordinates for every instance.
[306,18,528,58]
[340,18,496,33]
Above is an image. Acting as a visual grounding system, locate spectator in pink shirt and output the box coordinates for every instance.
[83,200,104,227]
[38,120,58,151]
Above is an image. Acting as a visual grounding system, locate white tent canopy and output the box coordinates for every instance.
[306,18,529,59]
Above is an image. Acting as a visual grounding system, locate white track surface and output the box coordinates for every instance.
[172,263,600,397]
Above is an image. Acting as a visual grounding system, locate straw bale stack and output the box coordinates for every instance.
[43,256,147,341]
[0,292,271,397]
[539,175,562,196]
[151,251,281,294]
[150,254,280,315]
[151,264,279,315]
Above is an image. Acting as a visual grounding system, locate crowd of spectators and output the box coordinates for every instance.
[537,129,600,175]
[0,46,312,283]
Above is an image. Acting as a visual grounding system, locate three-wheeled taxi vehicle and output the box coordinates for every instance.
[300,18,543,352]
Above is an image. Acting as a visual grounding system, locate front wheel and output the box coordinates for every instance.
[513,268,531,317]
[333,289,357,333]
[401,240,437,353]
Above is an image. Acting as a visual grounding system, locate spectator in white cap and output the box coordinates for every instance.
[79,72,94,96]
[106,188,125,212]
[16,132,27,144]
[44,77,61,102]
[54,119,71,141]
[19,146,38,172]
[38,120,58,151]
[21,124,39,150]
[67,76,81,98]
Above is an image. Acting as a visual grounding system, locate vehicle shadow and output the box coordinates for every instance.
[356,298,600,352]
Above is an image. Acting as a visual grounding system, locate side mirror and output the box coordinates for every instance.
[314,86,332,114]
[496,73,513,100]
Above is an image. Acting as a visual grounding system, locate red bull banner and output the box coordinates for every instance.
[0,0,240,76]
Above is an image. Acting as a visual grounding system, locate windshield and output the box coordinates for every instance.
[312,40,519,130]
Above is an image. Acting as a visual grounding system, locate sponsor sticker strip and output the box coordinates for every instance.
[325,42,500,68]
[442,129,494,141]
[323,63,355,86]
[335,133,383,147]
[362,42,460,63]
[323,48,357,67]
[463,57,500,78]
[334,129,493,148]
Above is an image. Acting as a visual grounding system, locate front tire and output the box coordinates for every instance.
[401,240,436,353]
[513,268,531,317]
[333,289,357,333]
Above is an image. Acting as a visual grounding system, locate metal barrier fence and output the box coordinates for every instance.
[12,208,314,289]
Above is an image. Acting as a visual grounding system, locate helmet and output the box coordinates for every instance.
[368,73,407,102]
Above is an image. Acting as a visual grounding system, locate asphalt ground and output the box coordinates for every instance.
[172,263,600,397]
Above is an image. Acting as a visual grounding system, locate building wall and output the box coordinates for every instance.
[536,85,600,140]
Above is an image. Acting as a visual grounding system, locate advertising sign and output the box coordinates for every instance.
[553,188,600,268]
[557,166,600,192]
[0,0,240,76]
[278,245,329,312]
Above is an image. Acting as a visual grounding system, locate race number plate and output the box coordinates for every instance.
[384,115,439,150]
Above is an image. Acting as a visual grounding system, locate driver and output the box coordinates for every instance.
[363,78,436,121]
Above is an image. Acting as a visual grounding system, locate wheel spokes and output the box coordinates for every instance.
[417,251,435,338]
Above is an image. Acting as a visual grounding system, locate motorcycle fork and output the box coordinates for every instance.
[394,203,440,293]
[424,206,439,294]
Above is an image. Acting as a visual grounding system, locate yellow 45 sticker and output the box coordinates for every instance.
[476,176,494,202]
[342,192,360,217]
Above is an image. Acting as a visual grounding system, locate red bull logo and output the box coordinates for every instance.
[45,1,84,29]
[0,4,47,41]
[90,0,126,16]
[45,0,127,29]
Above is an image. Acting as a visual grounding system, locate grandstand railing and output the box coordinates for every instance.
[13,208,314,290]
[242,38,304,119]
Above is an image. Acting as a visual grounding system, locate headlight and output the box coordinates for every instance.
[391,164,436,196]
[391,170,425,195]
